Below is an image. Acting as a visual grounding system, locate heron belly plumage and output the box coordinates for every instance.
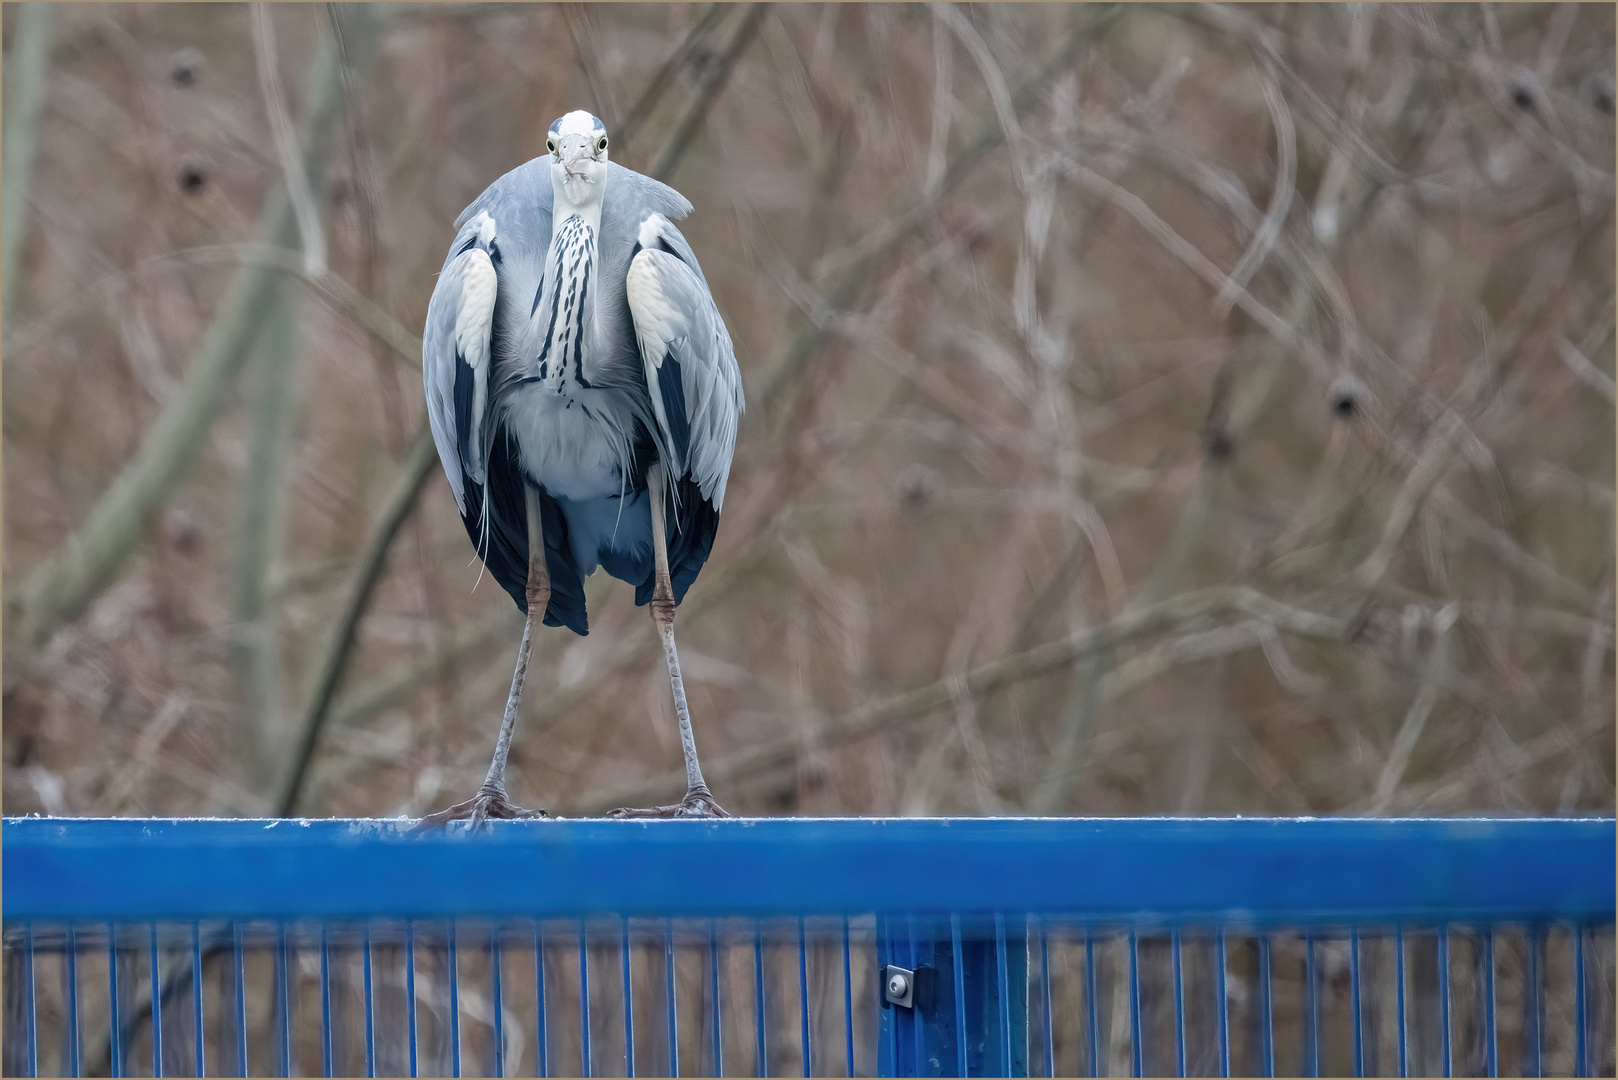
[502,384,634,502]
[501,381,654,583]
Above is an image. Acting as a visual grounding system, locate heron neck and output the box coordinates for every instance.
[552,176,605,233]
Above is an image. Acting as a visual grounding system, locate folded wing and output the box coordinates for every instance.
[625,213,745,514]
[423,211,501,514]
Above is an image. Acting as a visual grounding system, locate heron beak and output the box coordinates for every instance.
[559,135,594,177]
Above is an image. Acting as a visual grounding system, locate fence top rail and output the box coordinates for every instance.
[3,815,1612,925]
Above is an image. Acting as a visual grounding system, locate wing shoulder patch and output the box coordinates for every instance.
[454,246,498,369]
[626,247,687,360]
[452,243,498,483]
[626,243,692,467]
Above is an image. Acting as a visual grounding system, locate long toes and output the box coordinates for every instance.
[413,798,478,831]
[415,793,548,829]
[606,803,682,819]
[475,795,548,823]
[606,795,728,819]
[605,805,661,819]
[485,800,549,820]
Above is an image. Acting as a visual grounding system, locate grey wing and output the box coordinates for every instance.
[423,213,502,514]
[625,213,745,512]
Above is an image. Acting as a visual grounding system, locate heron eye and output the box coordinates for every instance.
[597,136,608,153]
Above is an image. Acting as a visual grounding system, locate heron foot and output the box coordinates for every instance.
[415,788,549,831]
[607,787,729,819]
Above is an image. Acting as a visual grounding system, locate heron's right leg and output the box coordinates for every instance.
[417,484,551,829]
[609,464,728,819]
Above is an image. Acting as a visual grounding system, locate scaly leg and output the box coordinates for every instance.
[610,463,728,818]
[418,485,551,828]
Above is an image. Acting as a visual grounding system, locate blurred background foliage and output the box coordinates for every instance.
[2,2,1613,823]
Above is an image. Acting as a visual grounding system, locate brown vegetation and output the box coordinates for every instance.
[3,3,1613,828]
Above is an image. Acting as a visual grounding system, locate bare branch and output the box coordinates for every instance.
[579,586,1354,814]
[1069,163,1329,379]
[754,4,1125,406]
[613,4,729,154]
[1370,604,1457,812]
[1352,412,1465,592]
[1557,336,1616,403]
[253,3,327,279]
[646,4,765,183]
[275,425,439,817]
[1212,64,1295,318]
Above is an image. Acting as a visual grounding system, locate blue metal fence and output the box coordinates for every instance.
[3,817,1613,1078]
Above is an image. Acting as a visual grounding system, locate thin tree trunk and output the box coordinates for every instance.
[1,3,53,326]
[232,294,303,795]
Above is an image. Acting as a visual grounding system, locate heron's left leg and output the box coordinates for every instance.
[417,484,551,828]
[609,464,728,819]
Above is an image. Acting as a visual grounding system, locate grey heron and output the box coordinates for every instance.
[419,110,743,824]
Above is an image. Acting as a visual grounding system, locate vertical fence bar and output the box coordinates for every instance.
[996,914,1014,1079]
[1438,927,1451,1078]
[1215,931,1230,1079]
[1040,925,1055,1079]
[665,922,679,1079]
[1525,925,1543,1079]
[490,925,503,1080]
[363,926,375,1079]
[1084,931,1099,1080]
[1304,932,1319,1078]
[192,922,205,1079]
[66,923,81,1079]
[1259,934,1274,1079]
[1349,929,1363,1079]
[712,923,724,1079]
[623,921,635,1079]
[277,924,291,1079]
[754,927,768,1078]
[877,918,894,1079]
[1482,929,1496,1079]
[797,919,811,1079]
[1395,927,1407,1079]
[579,923,592,1079]
[1574,923,1587,1078]
[233,923,247,1079]
[23,922,38,1078]
[450,923,462,1078]
[840,919,852,1080]
[908,917,922,1078]
[320,925,333,1078]
[109,923,123,1079]
[1173,929,1186,1078]
[534,924,548,1080]
[406,922,418,1080]
[1129,931,1143,1079]
[951,914,968,1080]
[151,923,164,1079]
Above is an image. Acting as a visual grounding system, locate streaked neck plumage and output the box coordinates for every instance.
[528,170,607,392]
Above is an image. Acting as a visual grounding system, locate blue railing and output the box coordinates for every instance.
[3,816,1613,1077]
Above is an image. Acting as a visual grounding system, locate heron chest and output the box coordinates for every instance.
[502,212,630,502]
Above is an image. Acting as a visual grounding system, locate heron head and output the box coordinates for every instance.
[546,110,609,204]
